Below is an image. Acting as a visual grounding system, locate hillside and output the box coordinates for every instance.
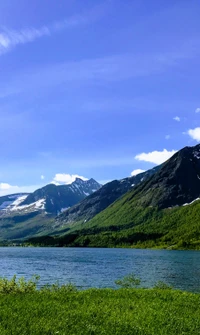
[70,144,200,249]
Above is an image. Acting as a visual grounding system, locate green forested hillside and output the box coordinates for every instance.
[73,190,200,249]
[27,196,200,249]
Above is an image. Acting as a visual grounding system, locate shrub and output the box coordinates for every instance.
[115,273,141,288]
[42,282,77,292]
[154,281,173,290]
[0,275,40,293]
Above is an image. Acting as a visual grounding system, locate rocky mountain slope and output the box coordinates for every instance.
[0,178,101,217]
[0,178,101,240]
[55,166,160,228]
[19,178,101,215]
[128,144,200,209]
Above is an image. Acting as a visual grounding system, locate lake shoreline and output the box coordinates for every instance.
[0,247,199,292]
[2,241,200,251]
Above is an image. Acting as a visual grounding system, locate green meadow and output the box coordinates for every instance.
[0,276,199,335]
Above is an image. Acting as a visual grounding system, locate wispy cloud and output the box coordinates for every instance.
[0,26,50,54]
[0,3,106,55]
[195,108,200,113]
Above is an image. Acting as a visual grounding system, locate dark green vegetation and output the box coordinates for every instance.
[0,285,199,334]
[27,199,200,249]
[0,213,54,240]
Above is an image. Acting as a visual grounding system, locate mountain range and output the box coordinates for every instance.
[1,144,200,250]
[28,144,200,250]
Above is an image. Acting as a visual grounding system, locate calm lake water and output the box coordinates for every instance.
[0,247,199,292]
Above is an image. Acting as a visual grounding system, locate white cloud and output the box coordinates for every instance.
[187,127,200,141]
[195,108,200,113]
[131,169,146,176]
[173,116,180,122]
[165,135,171,140]
[41,175,45,180]
[135,149,177,165]
[52,173,88,185]
[0,183,14,190]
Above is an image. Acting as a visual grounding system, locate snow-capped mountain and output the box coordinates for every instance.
[0,178,101,217]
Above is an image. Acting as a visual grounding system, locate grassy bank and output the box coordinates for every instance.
[0,287,200,334]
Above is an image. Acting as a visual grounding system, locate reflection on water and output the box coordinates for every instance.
[0,247,199,292]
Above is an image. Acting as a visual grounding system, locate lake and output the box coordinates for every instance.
[0,247,199,292]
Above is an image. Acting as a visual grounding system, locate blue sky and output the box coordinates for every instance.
[0,0,200,195]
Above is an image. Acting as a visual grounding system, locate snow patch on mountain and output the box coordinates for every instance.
[10,195,28,210]
[0,195,28,211]
[10,198,46,212]
[0,201,13,210]
[193,150,200,159]
[0,195,45,214]
[0,177,101,217]
[60,207,70,213]
[182,198,200,207]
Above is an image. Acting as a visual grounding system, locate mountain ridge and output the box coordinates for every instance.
[20,178,101,215]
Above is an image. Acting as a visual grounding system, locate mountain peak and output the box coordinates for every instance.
[128,144,200,209]
[0,177,101,218]
[73,177,86,184]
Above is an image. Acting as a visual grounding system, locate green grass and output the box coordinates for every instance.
[0,288,199,334]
